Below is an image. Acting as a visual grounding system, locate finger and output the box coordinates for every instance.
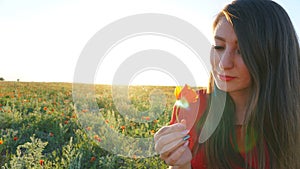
[173,144,192,166]
[160,135,190,159]
[159,139,186,160]
[165,141,190,166]
[159,138,183,155]
[159,133,189,155]
[154,122,186,140]
[154,130,189,153]
[154,122,187,142]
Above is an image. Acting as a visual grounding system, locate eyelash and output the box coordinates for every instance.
[213,45,224,50]
[213,45,241,54]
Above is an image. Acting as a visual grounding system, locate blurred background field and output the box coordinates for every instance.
[0,81,188,168]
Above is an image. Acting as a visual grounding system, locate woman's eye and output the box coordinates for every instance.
[213,45,224,50]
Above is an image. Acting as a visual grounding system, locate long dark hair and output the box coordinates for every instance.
[195,0,300,168]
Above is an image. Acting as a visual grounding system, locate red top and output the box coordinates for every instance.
[169,90,269,169]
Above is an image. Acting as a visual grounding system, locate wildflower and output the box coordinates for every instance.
[94,135,101,142]
[39,159,44,166]
[133,155,137,160]
[174,84,198,107]
[142,116,151,121]
[43,107,47,111]
[174,86,182,100]
[90,156,96,162]
[0,139,3,144]
[120,126,126,130]
[174,84,198,122]
[13,136,18,141]
[82,109,88,113]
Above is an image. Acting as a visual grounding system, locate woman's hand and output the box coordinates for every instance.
[154,120,192,168]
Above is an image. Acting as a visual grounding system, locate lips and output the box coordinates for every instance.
[218,74,236,81]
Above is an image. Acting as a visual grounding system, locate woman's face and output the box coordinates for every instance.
[211,17,252,94]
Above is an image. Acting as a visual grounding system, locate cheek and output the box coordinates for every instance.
[243,70,252,84]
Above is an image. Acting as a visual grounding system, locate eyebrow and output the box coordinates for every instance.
[214,35,238,44]
[214,35,225,42]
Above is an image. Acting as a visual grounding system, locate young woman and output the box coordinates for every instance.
[154,0,300,168]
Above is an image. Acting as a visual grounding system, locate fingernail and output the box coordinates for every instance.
[183,134,190,141]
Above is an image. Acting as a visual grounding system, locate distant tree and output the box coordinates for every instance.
[0,77,4,81]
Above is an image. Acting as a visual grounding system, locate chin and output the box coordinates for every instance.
[215,82,234,93]
[215,81,227,91]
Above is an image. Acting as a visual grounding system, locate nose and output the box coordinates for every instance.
[218,49,234,70]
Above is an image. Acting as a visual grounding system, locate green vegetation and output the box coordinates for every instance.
[0,81,187,168]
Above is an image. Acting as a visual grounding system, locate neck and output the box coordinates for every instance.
[229,88,251,125]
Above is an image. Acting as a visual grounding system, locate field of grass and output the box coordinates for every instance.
[0,81,187,168]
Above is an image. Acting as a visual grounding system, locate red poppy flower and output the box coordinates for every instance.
[90,156,96,162]
[94,135,101,142]
[142,116,151,121]
[174,84,198,122]
[174,84,198,107]
[39,159,44,166]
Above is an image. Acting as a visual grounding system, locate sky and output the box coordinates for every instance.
[0,0,299,86]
